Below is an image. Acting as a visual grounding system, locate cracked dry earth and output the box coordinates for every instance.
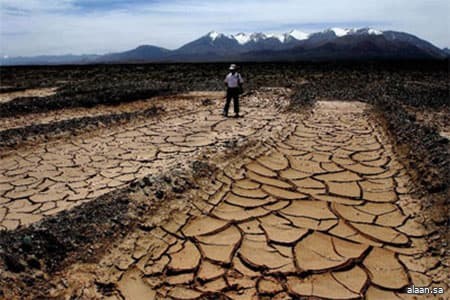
[0,87,57,104]
[0,92,211,130]
[32,98,447,299]
[1,90,275,230]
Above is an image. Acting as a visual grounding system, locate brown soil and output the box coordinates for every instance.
[0,87,57,104]
[1,90,447,299]
[0,92,222,131]
[0,91,249,230]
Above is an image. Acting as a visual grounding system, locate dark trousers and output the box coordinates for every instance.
[224,88,240,115]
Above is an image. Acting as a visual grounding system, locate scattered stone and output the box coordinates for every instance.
[3,253,27,273]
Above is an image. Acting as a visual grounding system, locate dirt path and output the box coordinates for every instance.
[0,92,218,130]
[42,100,447,299]
[0,89,289,230]
[0,87,57,104]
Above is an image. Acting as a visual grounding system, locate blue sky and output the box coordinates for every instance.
[1,0,449,57]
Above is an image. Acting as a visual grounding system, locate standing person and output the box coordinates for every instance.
[223,64,244,118]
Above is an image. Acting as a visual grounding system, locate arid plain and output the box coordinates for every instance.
[0,62,448,299]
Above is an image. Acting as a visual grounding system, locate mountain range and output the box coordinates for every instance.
[2,28,448,65]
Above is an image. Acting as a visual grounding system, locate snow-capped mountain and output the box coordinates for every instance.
[197,28,382,46]
[191,30,309,46]
[1,28,447,65]
[230,30,310,44]
[325,27,383,37]
[172,27,445,60]
[206,28,384,44]
[172,30,310,57]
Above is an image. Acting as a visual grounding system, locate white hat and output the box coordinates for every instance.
[229,64,238,70]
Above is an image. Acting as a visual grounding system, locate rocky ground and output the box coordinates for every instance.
[0,62,448,299]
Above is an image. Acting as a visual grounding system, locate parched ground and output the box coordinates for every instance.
[0,87,57,104]
[0,90,288,230]
[0,86,448,299]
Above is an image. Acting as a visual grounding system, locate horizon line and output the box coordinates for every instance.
[2,26,447,59]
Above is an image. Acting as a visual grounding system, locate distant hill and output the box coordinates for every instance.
[241,31,447,61]
[96,45,170,63]
[1,28,447,65]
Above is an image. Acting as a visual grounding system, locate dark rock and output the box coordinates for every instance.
[192,160,215,177]
[155,190,164,199]
[26,255,41,269]
[95,281,116,296]
[142,176,153,186]
[202,98,213,106]
[138,223,154,232]
[172,186,185,193]
[23,276,35,287]
[3,253,26,273]
[21,236,33,251]
[163,175,172,183]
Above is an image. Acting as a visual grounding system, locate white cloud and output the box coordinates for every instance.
[1,0,449,56]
